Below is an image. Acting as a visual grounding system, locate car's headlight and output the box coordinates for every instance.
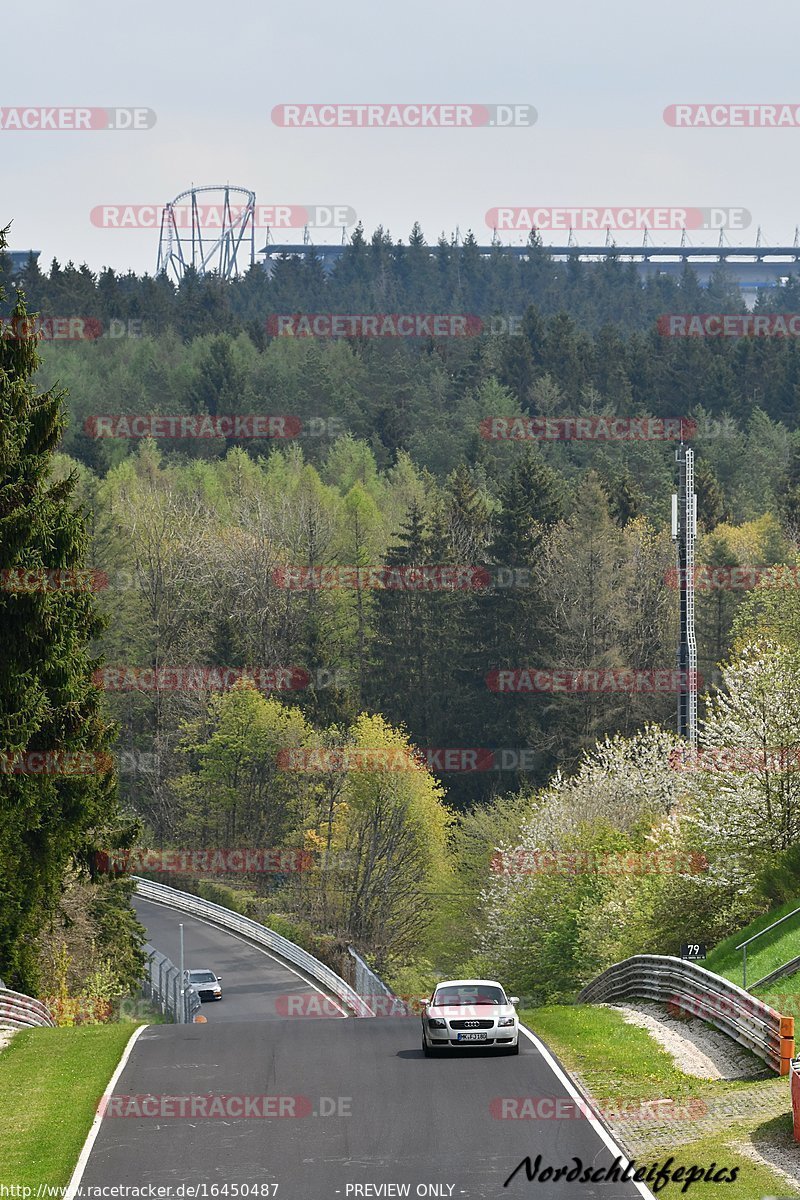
[498,1017,516,1027]
[427,1017,447,1029]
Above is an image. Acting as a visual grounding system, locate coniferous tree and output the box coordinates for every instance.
[368,501,435,739]
[694,458,729,531]
[0,228,126,989]
[476,449,564,787]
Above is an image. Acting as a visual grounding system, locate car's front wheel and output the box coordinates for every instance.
[422,1032,433,1057]
[505,1040,520,1055]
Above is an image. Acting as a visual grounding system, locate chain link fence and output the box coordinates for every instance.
[347,947,413,1016]
[141,942,201,1023]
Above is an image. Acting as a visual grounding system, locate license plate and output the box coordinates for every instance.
[457,1032,487,1042]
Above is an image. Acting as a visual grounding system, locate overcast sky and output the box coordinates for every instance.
[3,0,800,276]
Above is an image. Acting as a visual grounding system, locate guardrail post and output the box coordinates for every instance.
[782,1018,796,1076]
[158,957,165,1014]
[792,1058,800,1140]
[179,922,185,1025]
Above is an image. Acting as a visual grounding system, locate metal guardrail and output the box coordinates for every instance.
[578,954,795,1075]
[0,987,56,1029]
[141,942,201,1024]
[134,876,373,1016]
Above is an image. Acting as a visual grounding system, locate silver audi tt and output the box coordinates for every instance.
[421,978,520,1055]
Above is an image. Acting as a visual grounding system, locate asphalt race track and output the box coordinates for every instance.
[131,897,335,1022]
[76,898,656,1200]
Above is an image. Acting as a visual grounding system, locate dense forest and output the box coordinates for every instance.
[4,224,800,1006]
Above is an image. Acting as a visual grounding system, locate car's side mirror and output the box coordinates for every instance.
[216,976,222,981]
[508,996,520,1006]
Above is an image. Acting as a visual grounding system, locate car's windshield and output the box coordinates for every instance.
[189,971,216,983]
[433,985,505,1006]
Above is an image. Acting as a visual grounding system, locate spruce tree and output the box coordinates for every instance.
[0,228,118,989]
[475,449,564,787]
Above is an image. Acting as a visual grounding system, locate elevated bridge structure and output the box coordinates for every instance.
[4,250,41,273]
[259,237,800,295]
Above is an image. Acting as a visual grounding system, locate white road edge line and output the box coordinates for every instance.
[137,897,350,1018]
[64,1022,149,1200]
[519,1024,657,1200]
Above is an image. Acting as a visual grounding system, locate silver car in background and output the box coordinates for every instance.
[186,968,223,1001]
[421,979,520,1055]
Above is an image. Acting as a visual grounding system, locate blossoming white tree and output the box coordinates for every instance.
[688,639,800,864]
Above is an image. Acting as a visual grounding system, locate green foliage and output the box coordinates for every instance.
[34,874,146,1017]
[12,223,800,1002]
[0,227,123,990]
[475,724,769,1001]
[758,844,800,905]
[174,684,319,847]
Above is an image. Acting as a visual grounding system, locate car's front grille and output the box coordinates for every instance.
[449,1019,494,1030]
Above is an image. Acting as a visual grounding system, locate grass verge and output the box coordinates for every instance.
[521,1004,800,1199]
[647,1131,798,1198]
[704,898,800,987]
[0,1023,138,1188]
[754,979,800,1022]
